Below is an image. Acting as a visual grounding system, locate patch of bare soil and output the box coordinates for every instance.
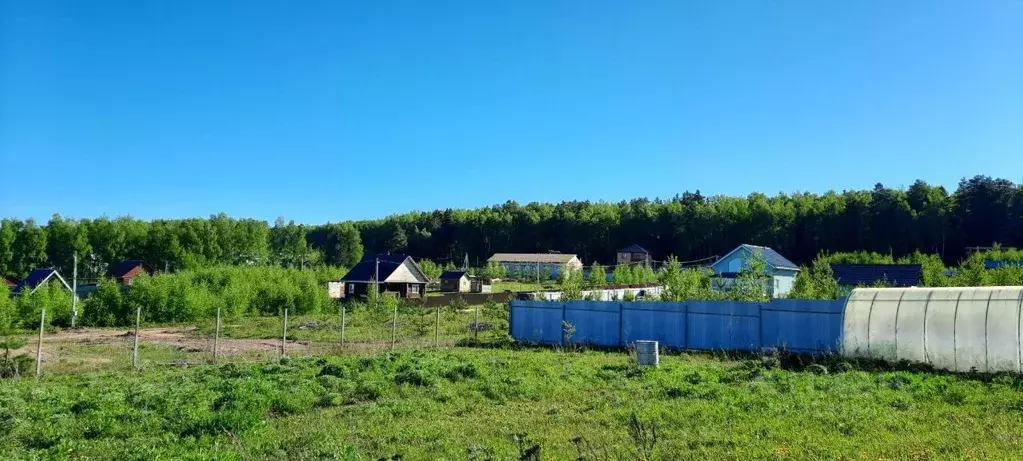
[14,326,309,358]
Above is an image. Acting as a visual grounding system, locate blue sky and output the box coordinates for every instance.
[2,0,1021,223]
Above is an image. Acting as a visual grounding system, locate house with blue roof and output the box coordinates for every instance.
[12,268,74,295]
[709,244,800,298]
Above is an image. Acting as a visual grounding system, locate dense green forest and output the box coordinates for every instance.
[2,175,1022,279]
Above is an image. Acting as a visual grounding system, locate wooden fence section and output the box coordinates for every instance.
[509,298,846,354]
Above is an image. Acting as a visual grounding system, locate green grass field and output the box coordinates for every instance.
[3,345,1023,459]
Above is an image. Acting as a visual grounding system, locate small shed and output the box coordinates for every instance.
[470,278,492,294]
[440,271,470,293]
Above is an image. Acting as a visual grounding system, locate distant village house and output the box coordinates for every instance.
[710,244,800,298]
[108,260,154,285]
[334,254,430,299]
[616,244,652,266]
[12,268,74,295]
[440,270,470,293]
[488,253,583,278]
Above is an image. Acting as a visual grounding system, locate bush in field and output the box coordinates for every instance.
[15,283,74,328]
[658,256,715,302]
[788,261,840,300]
[82,279,129,326]
[612,264,633,285]
[558,265,585,300]
[80,266,341,325]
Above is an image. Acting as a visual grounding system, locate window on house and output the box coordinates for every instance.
[347,283,355,293]
[409,284,419,294]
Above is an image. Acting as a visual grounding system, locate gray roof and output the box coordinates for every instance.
[336,254,430,283]
[620,244,649,254]
[714,244,799,271]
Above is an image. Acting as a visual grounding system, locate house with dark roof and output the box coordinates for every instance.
[709,244,800,298]
[13,268,73,295]
[335,254,430,299]
[830,264,922,288]
[439,270,470,293]
[616,244,652,267]
[108,260,154,285]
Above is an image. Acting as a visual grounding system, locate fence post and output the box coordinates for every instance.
[35,309,45,382]
[340,303,346,348]
[132,305,141,370]
[281,308,288,359]
[435,306,441,348]
[561,302,567,345]
[618,302,624,346]
[390,301,398,351]
[474,304,480,342]
[213,307,221,364]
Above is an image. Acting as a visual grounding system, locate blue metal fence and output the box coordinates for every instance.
[510,298,846,354]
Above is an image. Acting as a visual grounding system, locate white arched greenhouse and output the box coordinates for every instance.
[842,287,1023,373]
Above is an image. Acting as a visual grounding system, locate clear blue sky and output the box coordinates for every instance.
[2,0,1021,223]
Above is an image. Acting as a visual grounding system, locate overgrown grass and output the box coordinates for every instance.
[3,347,1023,459]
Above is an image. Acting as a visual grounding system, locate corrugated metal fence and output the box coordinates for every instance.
[510,299,846,354]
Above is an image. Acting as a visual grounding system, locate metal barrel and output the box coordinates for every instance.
[634,340,659,367]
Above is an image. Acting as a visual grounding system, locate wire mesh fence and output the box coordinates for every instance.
[16,301,510,378]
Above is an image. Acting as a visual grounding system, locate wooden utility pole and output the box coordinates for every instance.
[435,306,441,347]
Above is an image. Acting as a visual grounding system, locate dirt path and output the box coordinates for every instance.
[13,326,310,358]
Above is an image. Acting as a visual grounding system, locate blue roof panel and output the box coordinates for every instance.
[741,245,798,270]
[830,264,923,287]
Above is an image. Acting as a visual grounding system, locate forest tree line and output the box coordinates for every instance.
[2,175,1022,279]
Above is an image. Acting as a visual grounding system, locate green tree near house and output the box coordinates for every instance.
[12,218,48,277]
[788,261,839,300]
[0,219,17,277]
[612,264,633,285]
[659,256,714,302]
[732,249,770,302]
[418,259,443,281]
[588,263,607,288]
[558,264,585,300]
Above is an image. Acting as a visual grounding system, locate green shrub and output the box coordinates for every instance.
[80,266,339,325]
